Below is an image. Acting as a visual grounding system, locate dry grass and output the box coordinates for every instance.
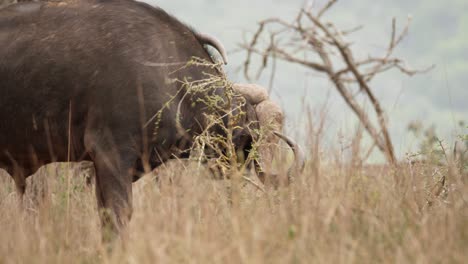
[0,151,467,264]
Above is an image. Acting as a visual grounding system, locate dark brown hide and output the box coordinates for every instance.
[0,0,234,237]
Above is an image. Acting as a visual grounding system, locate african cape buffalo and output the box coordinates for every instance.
[0,0,302,238]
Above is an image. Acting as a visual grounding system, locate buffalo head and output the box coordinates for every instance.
[230,83,304,186]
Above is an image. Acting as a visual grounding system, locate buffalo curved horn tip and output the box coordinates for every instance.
[196,32,228,65]
[273,131,306,173]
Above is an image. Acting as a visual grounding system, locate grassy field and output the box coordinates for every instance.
[0,154,467,264]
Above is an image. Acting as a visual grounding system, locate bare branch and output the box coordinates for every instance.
[242,3,432,166]
[271,46,330,72]
[318,0,337,18]
[244,22,265,81]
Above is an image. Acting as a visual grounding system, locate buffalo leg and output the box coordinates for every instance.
[11,167,26,197]
[3,158,29,199]
[92,148,134,242]
[2,166,26,208]
[85,127,136,241]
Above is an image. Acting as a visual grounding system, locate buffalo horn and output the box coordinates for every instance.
[196,33,228,65]
[273,131,305,174]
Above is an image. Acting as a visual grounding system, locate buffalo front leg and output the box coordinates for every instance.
[86,132,135,242]
[94,153,134,242]
[2,154,29,202]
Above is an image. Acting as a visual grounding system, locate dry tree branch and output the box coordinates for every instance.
[241,0,433,166]
[317,0,337,18]
[306,12,397,163]
[244,23,265,81]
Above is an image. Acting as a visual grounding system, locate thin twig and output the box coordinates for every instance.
[242,176,266,193]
